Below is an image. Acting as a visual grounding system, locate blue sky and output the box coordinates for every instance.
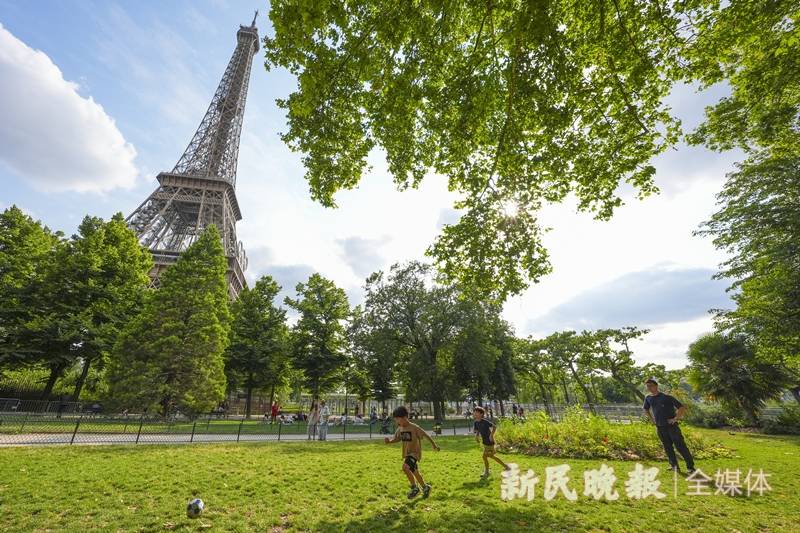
[0,1,743,368]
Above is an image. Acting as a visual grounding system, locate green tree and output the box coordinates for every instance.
[349,305,397,410]
[513,337,560,417]
[697,153,800,403]
[264,1,799,301]
[226,275,289,419]
[544,331,599,413]
[593,327,650,402]
[108,226,231,416]
[344,357,372,416]
[687,332,790,425]
[58,214,152,401]
[264,1,687,300]
[452,316,498,407]
[362,262,466,421]
[685,1,799,157]
[0,208,77,399]
[285,273,350,399]
[0,206,61,375]
[725,257,800,404]
[488,323,517,416]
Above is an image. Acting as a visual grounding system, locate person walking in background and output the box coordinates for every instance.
[643,377,696,474]
[380,411,392,434]
[318,400,330,441]
[307,401,320,440]
[270,401,279,424]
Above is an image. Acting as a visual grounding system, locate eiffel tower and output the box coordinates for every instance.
[126,12,259,299]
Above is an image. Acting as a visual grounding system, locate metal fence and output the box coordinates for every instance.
[1,402,789,447]
[509,403,786,422]
[0,412,476,446]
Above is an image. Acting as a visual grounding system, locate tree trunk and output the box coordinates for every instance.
[569,363,596,414]
[561,377,571,405]
[161,373,175,417]
[536,379,549,407]
[269,384,276,409]
[611,367,644,402]
[245,383,253,419]
[626,382,646,402]
[611,371,646,402]
[589,376,600,404]
[539,376,556,418]
[432,401,443,422]
[72,357,93,402]
[745,406,759,427]
[41,363,65,400]
[548,387,557,418]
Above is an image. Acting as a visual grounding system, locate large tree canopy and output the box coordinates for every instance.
[687,332,791,424]
[226,275,289,418]
[285,273,351,398]
[697,153,800,402]
[108,226,231,416]
[0,206,63,386]
[264,0,798,299]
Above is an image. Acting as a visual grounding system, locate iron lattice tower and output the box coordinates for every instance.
[127,13,259,299]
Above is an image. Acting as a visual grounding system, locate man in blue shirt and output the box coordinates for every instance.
[643,377,695,474]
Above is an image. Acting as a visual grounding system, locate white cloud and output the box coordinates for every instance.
[527,265,730,333]
[337,236,390,278]
[634,316,716,369]
[0,23,137,193]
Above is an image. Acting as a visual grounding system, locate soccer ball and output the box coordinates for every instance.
[186,498,205,518]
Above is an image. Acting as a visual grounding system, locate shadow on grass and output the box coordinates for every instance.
[460,477,491,490]
[729,432,800,445]
[311,500,582,533]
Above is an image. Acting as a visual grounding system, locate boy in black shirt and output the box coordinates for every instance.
[473,406,509,478]
[643,377,696,474]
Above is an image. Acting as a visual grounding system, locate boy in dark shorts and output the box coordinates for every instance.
[473,406,510,478]
[385,405,440,499]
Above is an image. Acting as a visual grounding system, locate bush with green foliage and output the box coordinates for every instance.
[495,407,731,461]
[682,401,743,429]
[762,404,800,435]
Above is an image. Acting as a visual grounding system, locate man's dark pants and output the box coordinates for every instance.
[656,423,695,470]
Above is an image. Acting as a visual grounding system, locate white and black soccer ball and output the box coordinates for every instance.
[186,498,205,518]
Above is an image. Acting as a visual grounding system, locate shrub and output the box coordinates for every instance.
[495,406,731,461]
[684,402,735,429]
[762,404,800,435]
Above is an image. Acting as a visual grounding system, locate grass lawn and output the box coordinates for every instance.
[1,429,798,532]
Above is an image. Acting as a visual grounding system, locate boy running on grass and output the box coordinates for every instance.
[384,405,440,499]
[473,406,510,478]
